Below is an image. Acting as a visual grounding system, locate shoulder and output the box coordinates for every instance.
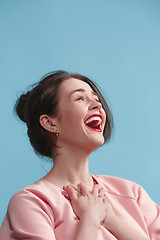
[5,180,63,238]
[94,174,143,200]
[8,179,63,215]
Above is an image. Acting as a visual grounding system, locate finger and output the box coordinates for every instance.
[62,190,70,200]
[63,184,80,193]
[92,184,100,197]
[95,187,106,202]
[98,187,105,197]
[78,182,89,196]
[70,184,81,198]
[103,197,109,205]
[65,185,78,202]
[70,184,80,192]
[63,185,81,199]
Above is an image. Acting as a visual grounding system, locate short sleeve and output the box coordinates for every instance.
[6,189,56,240]
[136,185,160,239]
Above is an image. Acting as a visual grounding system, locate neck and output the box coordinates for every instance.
[43,145,95,191]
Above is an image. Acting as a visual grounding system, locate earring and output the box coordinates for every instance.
[55,129,59,137]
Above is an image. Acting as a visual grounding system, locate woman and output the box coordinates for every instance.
[0,71,159,239]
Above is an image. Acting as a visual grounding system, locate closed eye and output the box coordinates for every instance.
[76,96,84,101]
[76,96,100,102]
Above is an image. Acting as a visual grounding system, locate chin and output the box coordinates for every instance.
[86,136,105,152]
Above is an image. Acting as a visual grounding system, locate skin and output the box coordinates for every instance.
[40,78,106,190]
[39,78,149,240]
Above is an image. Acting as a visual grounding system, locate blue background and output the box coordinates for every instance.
[0,0,160,225]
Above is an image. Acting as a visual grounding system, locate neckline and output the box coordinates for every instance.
[39,174,102,191]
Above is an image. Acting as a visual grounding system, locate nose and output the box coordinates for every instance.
[88,99,102,111]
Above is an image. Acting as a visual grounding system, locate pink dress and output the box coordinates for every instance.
[0,175,160,239]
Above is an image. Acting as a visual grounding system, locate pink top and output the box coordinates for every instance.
[0,175,160,240]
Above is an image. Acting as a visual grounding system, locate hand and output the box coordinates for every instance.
[63,184,148,240]
[62,183,109,226]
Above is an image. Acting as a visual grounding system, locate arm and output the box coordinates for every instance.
[74,216,99,240]
[64,184,149,240]
[3,189,56,240]
[63,183,107,240]
[102,203,149,240]
[136,184,160,240]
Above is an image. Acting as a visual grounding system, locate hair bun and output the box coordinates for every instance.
[15,93,29,123]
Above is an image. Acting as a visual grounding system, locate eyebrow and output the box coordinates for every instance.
[69,88,98,97]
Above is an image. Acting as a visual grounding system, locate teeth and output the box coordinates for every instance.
[85,116,102,125]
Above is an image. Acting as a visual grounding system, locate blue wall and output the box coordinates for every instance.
[1,0,160,225]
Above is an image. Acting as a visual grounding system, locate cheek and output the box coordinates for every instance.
[59,107,85,130]
[100,108,106,124]
[70,109,85,128]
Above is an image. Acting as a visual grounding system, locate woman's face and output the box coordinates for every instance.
[55,78,106,152]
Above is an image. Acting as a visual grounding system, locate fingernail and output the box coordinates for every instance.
[67,184,72,190]
[62,191,69,198]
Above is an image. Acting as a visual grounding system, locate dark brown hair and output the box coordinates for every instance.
[15,70,114,159]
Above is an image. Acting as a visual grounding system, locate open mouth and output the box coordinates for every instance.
[84,115,102,132]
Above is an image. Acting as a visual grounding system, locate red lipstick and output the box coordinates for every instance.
[84,114,102,132]
[85,114,102,122]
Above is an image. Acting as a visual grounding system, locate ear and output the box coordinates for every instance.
[39,114,58,133]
